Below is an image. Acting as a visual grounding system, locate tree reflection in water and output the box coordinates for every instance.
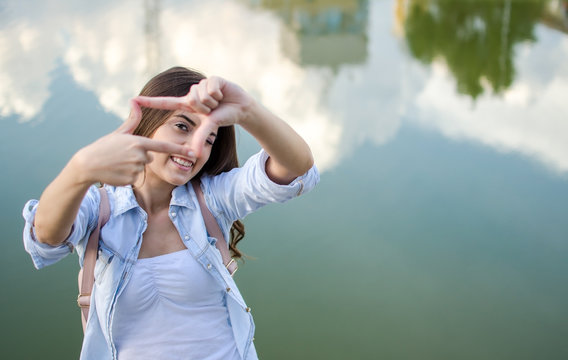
[402,0,546,99]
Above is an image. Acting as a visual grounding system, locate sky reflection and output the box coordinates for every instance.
[0,0,567,175]
[410,25,568,174]
[2,2,568,359]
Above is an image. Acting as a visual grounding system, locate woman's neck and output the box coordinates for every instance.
[133,178,176,215]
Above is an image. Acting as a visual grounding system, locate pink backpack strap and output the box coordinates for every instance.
[191,180,238,276]
[77,187,110,333]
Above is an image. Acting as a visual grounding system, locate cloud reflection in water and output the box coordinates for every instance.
[0,0,567,175]
[411,26,568,174]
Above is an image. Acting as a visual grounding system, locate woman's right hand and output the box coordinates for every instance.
[34,100,192,245]
[72,99,193,186]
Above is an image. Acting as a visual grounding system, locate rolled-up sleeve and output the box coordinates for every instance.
[22,186,100,269]
[204,149,320,221]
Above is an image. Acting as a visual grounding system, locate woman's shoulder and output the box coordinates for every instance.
[200,150,267,186]
[99,185,139,215]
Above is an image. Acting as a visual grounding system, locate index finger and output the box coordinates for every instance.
[136,136,193,157]
[134,95,187,111]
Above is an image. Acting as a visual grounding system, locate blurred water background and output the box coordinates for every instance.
[1,0,568,359]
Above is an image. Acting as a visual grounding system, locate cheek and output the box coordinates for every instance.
[205,146,213,159]
[149,151,167,163]
[196,148,213,169]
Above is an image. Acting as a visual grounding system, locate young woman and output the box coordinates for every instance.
[22,67,319,360]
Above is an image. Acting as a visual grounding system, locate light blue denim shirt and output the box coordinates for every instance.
[22,150,319,360]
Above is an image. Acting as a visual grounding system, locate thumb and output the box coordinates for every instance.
[116,99,143,134]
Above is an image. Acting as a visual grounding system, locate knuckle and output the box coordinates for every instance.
[130,143,143,153]
[188,96,198,106]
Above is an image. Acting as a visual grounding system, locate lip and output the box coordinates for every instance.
[170,156,194,170]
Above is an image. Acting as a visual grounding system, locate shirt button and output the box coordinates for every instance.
[184,235,189,240]
[207,264,212,269]
[245,307,251,312]
[170,212,176,217]
[226,287,231,292]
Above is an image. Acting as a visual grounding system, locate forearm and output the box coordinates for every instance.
[34,155,93,246]
[239,100,314,184]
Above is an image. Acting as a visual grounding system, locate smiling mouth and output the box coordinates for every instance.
[171,156,194,169]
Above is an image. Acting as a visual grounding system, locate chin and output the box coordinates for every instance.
[171,178,192,187]
[163,173,192,187]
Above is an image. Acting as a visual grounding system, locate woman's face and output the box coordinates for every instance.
[144,110,218,187]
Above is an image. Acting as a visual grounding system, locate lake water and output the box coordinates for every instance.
[1,0,568,359]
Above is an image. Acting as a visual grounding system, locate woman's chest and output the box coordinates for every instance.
[118,249,225,309]
[137,210,188,259]
[99,205,209,261]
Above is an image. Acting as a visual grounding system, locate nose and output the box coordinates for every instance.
[186,126,209,159]
[187,138,203,159]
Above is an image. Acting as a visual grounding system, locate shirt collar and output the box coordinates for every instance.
[110,185,139,216]
[110,183,196,217]
[170,183,197,210]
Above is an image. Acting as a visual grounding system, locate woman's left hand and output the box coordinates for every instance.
[134,76,254,128]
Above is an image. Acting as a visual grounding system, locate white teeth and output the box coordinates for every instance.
[172,157,193,167]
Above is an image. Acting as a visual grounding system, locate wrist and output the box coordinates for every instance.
[68,149,98,187]
[238,98,266,130]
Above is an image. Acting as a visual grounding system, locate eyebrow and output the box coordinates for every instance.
[175,114,217,138]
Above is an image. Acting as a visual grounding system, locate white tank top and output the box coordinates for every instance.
[112,249,240,360]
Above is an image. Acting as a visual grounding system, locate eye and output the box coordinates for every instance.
[175,122,189,132]
[206,138,215,146]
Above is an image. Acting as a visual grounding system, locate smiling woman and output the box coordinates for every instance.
[21,66,319,360]
[5,1,568,359]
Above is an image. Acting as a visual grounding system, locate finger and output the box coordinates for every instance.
[187,86,212,114]
[137,137,193,157]
[197,80,219,110]
[116,99,143,134]
[192,119,219,149]
[206,77,224,102]
[134,95,187,111]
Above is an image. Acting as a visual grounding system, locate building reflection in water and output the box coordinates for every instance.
[245,0,369,70]
[144,0,162,76]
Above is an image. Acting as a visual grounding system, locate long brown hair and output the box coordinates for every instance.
[133,66,245,259]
